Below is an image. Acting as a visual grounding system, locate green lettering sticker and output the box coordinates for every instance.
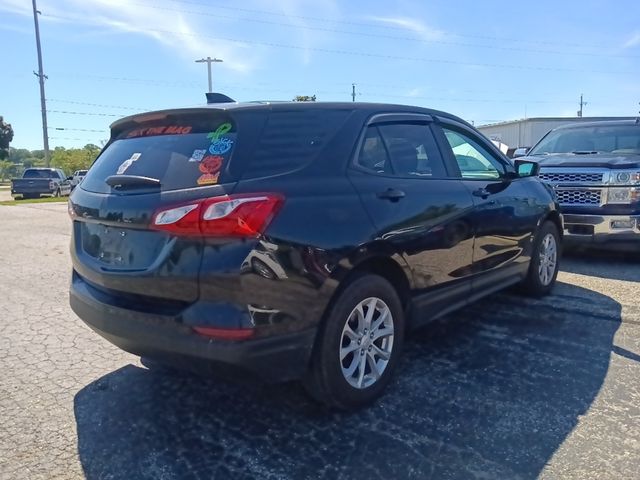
[207,123,232,142]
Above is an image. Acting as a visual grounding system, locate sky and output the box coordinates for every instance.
[2,0,640,150]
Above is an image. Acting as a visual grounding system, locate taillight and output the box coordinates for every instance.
[151,194,283,238]
[49,181,55,190]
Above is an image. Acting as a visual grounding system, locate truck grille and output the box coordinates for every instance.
[555,188,602,206]
[539,172,604,183]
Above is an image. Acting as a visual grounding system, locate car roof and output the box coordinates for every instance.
[552,119,640,131]
[110,101,470,131]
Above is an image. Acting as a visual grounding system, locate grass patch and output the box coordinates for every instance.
[0,196,69,206]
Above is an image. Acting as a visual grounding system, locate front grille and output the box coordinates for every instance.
[539,172,604,183]
[555,189,602,206]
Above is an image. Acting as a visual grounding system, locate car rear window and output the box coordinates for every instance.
[23,169,55,179]
[241,109,351,179]
[81,114,239,194]
[80,108,351,193]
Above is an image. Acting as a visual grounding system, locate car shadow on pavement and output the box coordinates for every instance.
[74,281,621,480]
[562,250,640,282]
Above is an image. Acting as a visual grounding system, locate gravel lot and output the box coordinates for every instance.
[1,203,639,480]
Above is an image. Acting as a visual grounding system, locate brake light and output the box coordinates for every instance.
[151,194,283,238]
[49,181,55,190]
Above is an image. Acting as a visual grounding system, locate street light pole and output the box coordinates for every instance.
[195,57,223,93]
[32,0,50,166]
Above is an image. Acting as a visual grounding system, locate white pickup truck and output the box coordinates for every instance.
[70,170,88,189]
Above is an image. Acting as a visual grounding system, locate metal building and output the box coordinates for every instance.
[477,116,636,149]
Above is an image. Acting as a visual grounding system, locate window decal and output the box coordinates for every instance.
[196,155,223,185]
[207,123,232,142]
[188,149,207,163]
[116,152,141,174]
[126,126,193,138]
[209,137,233,155]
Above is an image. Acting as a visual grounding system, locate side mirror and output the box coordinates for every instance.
[514,159,540,178]
[513,147,530,158]
[67,176,73,180]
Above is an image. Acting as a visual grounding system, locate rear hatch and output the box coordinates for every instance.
[69,108,266,305]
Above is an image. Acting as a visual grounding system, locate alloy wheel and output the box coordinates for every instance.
[339,297,394,389]
[538,233,557,286]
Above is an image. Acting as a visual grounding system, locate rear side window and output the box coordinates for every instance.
[81,115,238,193]
[356,123,447,177]
[242,109,350,179]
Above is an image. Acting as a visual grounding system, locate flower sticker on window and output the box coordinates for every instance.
[209,137,233,155]
[207,123,232,142]
[197,155,224,185]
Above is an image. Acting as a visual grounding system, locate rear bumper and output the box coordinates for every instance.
[563,213,640,250]
[70,273,317,383]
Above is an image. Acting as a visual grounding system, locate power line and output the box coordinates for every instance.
[48,126,106,132]
[46,109,121,117]
[126,1,639,60]
[155,0,619,51]
[39,14,637,76]
[48,99,148,111]
[50,136,105,141]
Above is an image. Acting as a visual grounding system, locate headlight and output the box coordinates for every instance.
[610,171,640,184]
[607,187,640,204]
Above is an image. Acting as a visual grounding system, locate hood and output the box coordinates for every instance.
[528,153,640,169]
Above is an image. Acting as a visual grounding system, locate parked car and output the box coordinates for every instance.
[11,168,72,199]
[70,169,88,189]
[69,102,562,409]
[518,120,640,250]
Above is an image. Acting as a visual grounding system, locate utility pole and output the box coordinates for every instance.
[32,0,50,166]
[577,93,588,118]
[195,57,223,93]
[351,83,357,102]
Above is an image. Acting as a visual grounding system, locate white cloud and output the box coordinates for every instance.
[367,16,445,41]
[265,0,341,65]
[623,31,640,48]
[0,0,259,72]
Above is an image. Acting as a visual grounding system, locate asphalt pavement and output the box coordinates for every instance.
[0,203,638,480]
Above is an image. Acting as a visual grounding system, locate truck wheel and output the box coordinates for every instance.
[520,221,561,297]
[303,274,405,410]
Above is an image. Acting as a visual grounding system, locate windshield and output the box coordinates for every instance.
[530,125,640,155]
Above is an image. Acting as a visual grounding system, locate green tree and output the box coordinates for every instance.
[293,95,317,102]
[8,148,31,164]
[0,116,14,160]
[0,159,14,181]
[51,146,99,174]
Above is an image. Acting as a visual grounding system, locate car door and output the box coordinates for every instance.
[57,169,72,194]
[432,120,540,289]
[347,114,477,322]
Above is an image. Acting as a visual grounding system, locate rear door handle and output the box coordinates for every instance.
[472,187,491,199]
[377,188,406,202]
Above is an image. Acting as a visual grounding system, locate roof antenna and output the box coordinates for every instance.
[205,92,235,104]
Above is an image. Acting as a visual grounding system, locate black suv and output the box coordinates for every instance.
[69,102,562,409]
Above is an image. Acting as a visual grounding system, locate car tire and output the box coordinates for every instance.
[520,221,561,297]
[303,274,405,410]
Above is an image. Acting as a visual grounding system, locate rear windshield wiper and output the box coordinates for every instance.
[105,175,161,188]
